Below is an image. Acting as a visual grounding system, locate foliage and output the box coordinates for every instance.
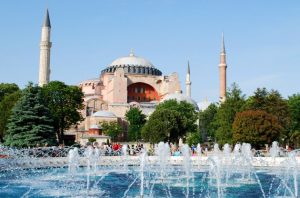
[125,107,146,141]
[141,109,181,143]
[288,94,300,147]
[232,110,282,149]
[156,100,198,134]
[0,83,20,141]
[243,88,290,143]
[100,121,122,141]
[0,83,19,102]
[88,137,96,143]
[142,100,198,143]
[213,83,246,145]
[199,103,218,142]
[4,83,56,147]
[186,132,201,146]
[0,90,21,141]
[42,81,84,144]
[289,130,300,148]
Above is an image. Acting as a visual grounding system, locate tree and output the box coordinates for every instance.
[186,132,201,146]
[289,131,300,148]
[100,121,122,142]
[141,109,181,143]
[243,88,290,144]
[156,99,198,134]
[0,83,19,102]
[125,107,146,141]
[213,83,246,145]
[88,137,96,143]
[0,90,21,141]
[4,83,56,147]
[142,100,197,143]
[199,103,218,142]
[0,83,20,141]
[288,94,300,147]
[232,110,282,149]
[42,81,84,144]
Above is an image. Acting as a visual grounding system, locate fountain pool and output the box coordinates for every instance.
[0,142,299,198]
[0,166,299,197]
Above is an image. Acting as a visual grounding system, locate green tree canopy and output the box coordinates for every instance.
[232,110,282,149]
[199,103,218,142]
[0,83,19,102]
[186,132,201,146]
[100,121,122,142]
[141,109,181,143]
[213,83,246,145]
[42,81,84,144]
[4,83,56,147]
[288,94,300,147]
[125,107,146,141]
[156,99,198,133]
[243,88,290,143]
[0,90,21,141]
[142,100,198,143]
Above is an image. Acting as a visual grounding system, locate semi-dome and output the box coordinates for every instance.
[101,50,162,76]
[92,110,117,118]
[161,92,199,111]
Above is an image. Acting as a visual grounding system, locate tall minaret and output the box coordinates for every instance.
[186,61,191,97]
[38,9,52,86]
[219,33,227,103]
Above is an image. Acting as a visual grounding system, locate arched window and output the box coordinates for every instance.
[127,83,160,103]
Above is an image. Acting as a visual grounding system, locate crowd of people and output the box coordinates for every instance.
[85,141,210,157]
[86,142,145,156]
[2,141,296,158]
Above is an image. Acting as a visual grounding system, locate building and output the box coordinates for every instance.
[77,50,184,132]
[38,10,226,144]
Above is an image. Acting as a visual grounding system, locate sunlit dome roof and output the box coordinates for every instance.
[101,50,162,76]
[161,92,199,111]
[92,110,117,118]
[197,99,211,111]
[110,50,154,68]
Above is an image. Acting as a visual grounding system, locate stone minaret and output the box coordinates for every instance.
[186,61,191,97]
[219,33,227,103]
[38,9,52,86]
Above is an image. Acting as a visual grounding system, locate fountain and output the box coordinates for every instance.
[269,141,280,158]
[0,142,299,197]
[140,148,146,198]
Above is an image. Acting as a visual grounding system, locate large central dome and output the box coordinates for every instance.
[101,50,162,76]
[110,51,154,68]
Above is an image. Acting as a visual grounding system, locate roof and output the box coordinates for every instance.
[110,51,154,68]
[161,92,199,111]
[197,99,211,111]
[81,134,110,139]
[90,124,100,129]
[101,51,162,76]
[78,78,100,85]
[92,110,117,118]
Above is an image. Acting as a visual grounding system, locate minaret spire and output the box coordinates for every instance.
[38,9,52,86]
[129,48,134,57]
[221,32,225,54]
[186,61,191,97]
[43,9,51,27]
[219,33,227,103]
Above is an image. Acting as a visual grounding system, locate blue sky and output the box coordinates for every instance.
[0,1,300,103]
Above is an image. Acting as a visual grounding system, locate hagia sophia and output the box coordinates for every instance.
[38,10,227,144]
